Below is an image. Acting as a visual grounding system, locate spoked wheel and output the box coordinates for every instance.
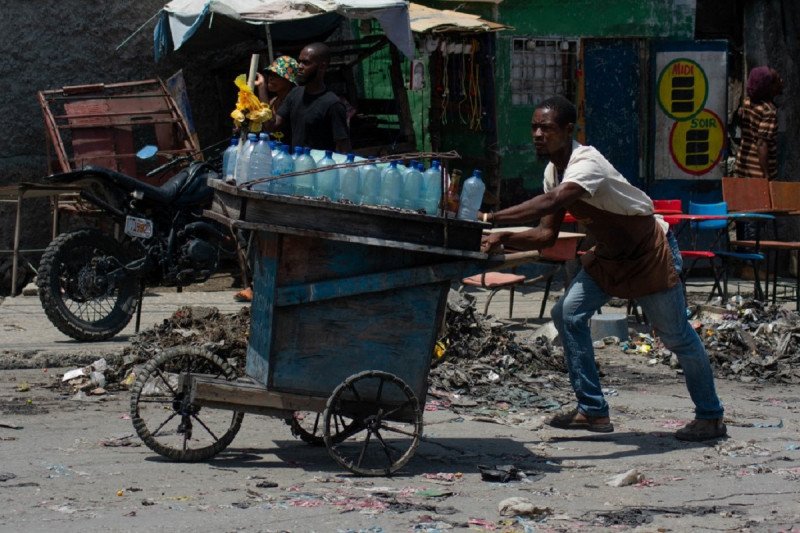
[289,410,356,446]
[130,347,244,462]
[323,370,423,476]
[37,229,137,341]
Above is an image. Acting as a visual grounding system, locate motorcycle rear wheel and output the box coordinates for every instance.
[37,229,138,341]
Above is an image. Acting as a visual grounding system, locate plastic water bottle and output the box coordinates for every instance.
[269,141,278,157]
[271,144,295,195]
[359,157,381,206]
[379,161,403,207]
[402,162,423,210]
[457,169,486,220]
[222,137,238,183]
[294,147,316,197]
[234,133,258,185]
[247,133,273,192]
[315,150,338,199]
[338,153,359,202]
[421,160,442,215]
[403,159,418,177]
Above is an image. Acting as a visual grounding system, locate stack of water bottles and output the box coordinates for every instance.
[222,134,484,219]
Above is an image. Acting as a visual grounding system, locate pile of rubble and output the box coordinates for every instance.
[428,291,569,409]
[655,299,800,384]
[104,291,568,410]
[120,305,251,371]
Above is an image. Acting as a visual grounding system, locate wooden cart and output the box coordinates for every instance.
[129,181,560,476]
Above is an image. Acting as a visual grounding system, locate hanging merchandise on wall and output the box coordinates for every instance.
[652,41,728,180]
[432,37,483,132]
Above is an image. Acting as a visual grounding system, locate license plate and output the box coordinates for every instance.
[124,216,154,239]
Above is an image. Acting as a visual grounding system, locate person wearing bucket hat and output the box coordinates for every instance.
[255,55,299,142]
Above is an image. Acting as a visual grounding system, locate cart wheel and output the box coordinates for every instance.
[323,370,423,476]
[289,411,355,446]
[130,347,244,462]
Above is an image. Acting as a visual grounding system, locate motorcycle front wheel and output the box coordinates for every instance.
[37,229,138,341]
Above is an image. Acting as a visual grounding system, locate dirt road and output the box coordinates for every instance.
[2,344,799,532]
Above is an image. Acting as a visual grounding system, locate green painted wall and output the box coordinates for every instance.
[354,21,430,152]
[419,0,697,197]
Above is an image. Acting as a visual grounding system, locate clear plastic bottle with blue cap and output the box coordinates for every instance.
[222,137,239,183]
[457,169,486,220]
[315,150,338,199]
[234,133,258,186]
[359,157,381,206]
[421,160,442,215]
[338,153,359,202]
[271,144,295,195]
[248,133,273,192]
[402,161,424,210]
[293,147,317,196]
[379,161,403,207]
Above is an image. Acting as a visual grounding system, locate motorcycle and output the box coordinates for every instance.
[37,147,239,341]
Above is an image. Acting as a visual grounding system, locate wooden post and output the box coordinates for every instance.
[389,43,416,150]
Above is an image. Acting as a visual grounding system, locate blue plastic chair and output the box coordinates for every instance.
[687,201,766,301]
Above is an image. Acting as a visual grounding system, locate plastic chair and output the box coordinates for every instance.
[687,201,765,301]
[653,199,682,214]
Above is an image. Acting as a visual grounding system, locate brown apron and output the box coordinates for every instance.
[569,200,679,299]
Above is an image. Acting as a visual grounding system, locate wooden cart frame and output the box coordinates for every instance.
[129,180,548,476]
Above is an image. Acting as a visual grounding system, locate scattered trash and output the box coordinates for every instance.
[415,488,454,498]
[255,481,278,488]
[61,358,109,392]
[751,419,783,429]
[99,435,140,447]
[497,496,552,517]
[478,464,543,484]
[715,440,772,458]
[422,472,462,483]
[606,469,645,487]
[654,300,800,383]
[15,382,29,392]
[601,387,618,397]
[0,473,16,482]
[659,419,689,430]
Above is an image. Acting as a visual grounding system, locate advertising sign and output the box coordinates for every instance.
[653,43,727,180]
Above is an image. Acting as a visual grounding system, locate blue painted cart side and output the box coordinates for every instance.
[245,231,487,408]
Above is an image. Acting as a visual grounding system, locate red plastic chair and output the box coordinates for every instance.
[653,199,682,215]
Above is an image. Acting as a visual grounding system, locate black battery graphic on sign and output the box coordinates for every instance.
[685,129,709,166]
[671,76,695,114]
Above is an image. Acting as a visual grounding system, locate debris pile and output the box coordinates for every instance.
[119,305,251,372]
[428,291,568,408]
[103,291,568,410]
[655,299,800,384]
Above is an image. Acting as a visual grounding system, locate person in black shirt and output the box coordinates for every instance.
[269,42,351,153]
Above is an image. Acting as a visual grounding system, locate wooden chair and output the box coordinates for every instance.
[461,264,561,319]
[769,181,800,214]
[721,176,772,212]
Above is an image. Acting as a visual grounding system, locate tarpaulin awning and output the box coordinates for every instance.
[154,0,413,61]
[409,2,509,34]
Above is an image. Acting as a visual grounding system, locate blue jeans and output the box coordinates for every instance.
[551,232,724,419]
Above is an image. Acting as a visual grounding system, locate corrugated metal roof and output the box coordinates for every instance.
[409,2,510,33]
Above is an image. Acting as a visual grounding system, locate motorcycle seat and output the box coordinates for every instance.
[46,165,213,207]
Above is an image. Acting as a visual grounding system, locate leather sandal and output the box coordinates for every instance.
[548,408,614,433]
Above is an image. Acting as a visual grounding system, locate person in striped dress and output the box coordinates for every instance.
[734,66,784,180]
